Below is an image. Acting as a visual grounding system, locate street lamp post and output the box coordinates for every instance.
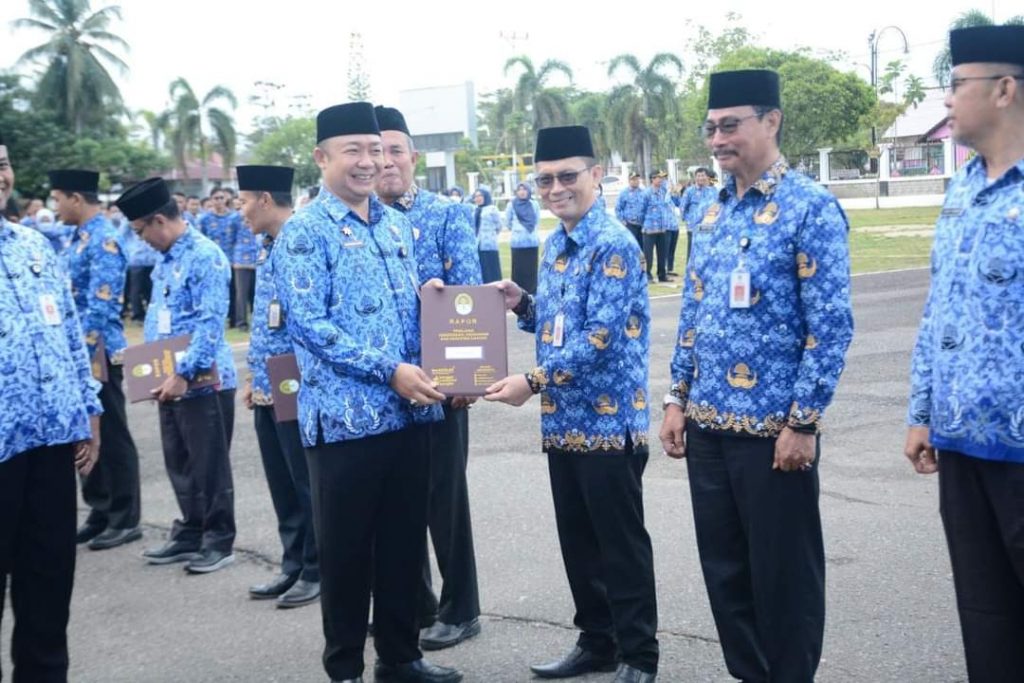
[868,25,910,150]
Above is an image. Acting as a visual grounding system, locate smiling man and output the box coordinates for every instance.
[904,25,1024,682]
[659,69,853,683]
[487,125,658,683]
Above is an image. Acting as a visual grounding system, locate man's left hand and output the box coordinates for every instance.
[773,427,816,472]
[151,374,188,403]
[484,374,534,407]
[73,414,101,476]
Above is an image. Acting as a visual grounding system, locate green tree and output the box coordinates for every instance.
[503,56,574,163]
[903,75,927,109]
[12,0,129,134]
[878,60,907,98]
[932,11,1024,87]
[606,52,683,177]
[166,77,238,191]
[569,92,612,163]
[249,117,319,190]
[136,109,170,151]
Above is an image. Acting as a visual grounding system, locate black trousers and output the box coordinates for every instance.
[306,426,430,680]
[642,232,669,280]
[127,265,153,321]
[478,250,502,284]
[625,222,643,247]
[0,445,76,683]
[81,362,141,531]
[685,426,824,683]
[666,230,680,273]
[157,390,236,553]
[939,451,1024,682]
[547,444,659,673]
[420,404,480,625]
[233,268,256,327]
[253,406,318,582]
[511,247,539,295]
[227,269,237,328]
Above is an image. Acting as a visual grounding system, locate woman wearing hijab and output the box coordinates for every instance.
[505,182,541,294]
[473,187,503,283]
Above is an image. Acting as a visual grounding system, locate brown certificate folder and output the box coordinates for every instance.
[266,353,300,423]
[122,335,220,403]
[420,285,508,396]
[91,337,108,383]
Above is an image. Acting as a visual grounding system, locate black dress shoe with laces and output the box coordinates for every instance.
[613,663,657,682]
[277,579,320,608]
[374,657,463,682]
[88,526,142,551]
[420,618,481,651]
[530,646,617,679]
[249,573,298,599]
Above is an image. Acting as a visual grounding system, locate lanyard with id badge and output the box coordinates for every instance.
[31,253,64,326]
[158,284,173,334]
[730,234,752,309]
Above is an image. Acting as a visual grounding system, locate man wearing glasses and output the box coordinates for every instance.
[487,126,659,683]
[904,25,1024,681]
[659,70,853,683]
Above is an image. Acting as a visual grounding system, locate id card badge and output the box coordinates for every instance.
[729,266,751,309]
[158,307,172,334]
[552,313,565,347]
[39,294,62,326]
[268,299,283,329]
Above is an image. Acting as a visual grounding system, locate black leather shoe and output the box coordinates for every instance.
[184,548,235,574]
[374,657,463,682]
[249,573,298,600]
[88,526,143,551]
[530,646,617,679]
[330,678,363,683]
[613,663,657,682]
[142,540,201,565]
[76,523,105,544]
[277,579,320,608]
[420,618,481,651]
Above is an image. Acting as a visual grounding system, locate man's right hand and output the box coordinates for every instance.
[660,404,687,459]
[494,279,524,311]
[242,381,254,410]
[904,426,937,474]
[390,363,445,406]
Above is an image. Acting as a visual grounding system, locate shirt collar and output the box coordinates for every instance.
[165,225,197,262]
[393,183,420,211]
[965,154,1024,185]
[0,217,12,241]
[562,200,604,248]
[317,185,385,226]
[721,156,790,201]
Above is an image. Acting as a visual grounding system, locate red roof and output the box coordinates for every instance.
[161,152,235,181]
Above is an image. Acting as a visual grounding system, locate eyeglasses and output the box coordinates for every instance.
[534,166,593,189]
[946,74,1024,93]
[700,114,761,138]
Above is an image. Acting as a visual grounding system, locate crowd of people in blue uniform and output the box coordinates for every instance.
[1,23,1023,683]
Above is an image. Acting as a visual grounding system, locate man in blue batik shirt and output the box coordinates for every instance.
[199,187,242,326]
[116,177,238,576]
[0,134,102,683]
[49,169,142,552]
[231,217,259,330]
[274,102,462,683]
[641,170,676,283]
[375,105,484,653]
[676,167,717,270]
[236,164,321,610]
[487,125,659,683]
[615,171,645,246]
[904,25,1024,681]
[661,70,853,683]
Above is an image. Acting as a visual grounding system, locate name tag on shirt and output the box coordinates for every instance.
[39,294,62,325]
[268,300,282,329]
[158,307,172,334]
[553,313,565,347]
[729,267,751,309]
[941,207,964,218]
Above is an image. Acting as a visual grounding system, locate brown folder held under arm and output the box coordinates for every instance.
[122,335,220,403]
[266,353,300,423]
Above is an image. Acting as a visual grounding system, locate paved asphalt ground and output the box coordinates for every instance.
[2,267,969,682]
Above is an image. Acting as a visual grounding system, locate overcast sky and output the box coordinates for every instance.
[1,0,1009,137]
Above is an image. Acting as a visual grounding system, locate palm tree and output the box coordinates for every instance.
[903,75,927,109]
[932,10,1024,87]
[503,56,574,165]
[136,109,170,151]
[166,77,238,192]
[606,52,683,178]
[12,0,130,134]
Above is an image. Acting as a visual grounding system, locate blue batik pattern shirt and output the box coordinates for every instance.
[33,222,74,255]
[67,213,128,362]
[144,227,237,396]
[247,234,293,405]
[908,156,1024,463]
[232,225,260,267]
[475,205,503,252]
[274,189,442,448]
[199,211,241,261]
[516,201,650,454]
[670,158,853,437]
[505,199,542,249]
[642,185,678,233]
[120,224,160,267]
[678,184,718,232]
[0,219,103,462]
[615,187,646,226]
[393,186,482,285]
